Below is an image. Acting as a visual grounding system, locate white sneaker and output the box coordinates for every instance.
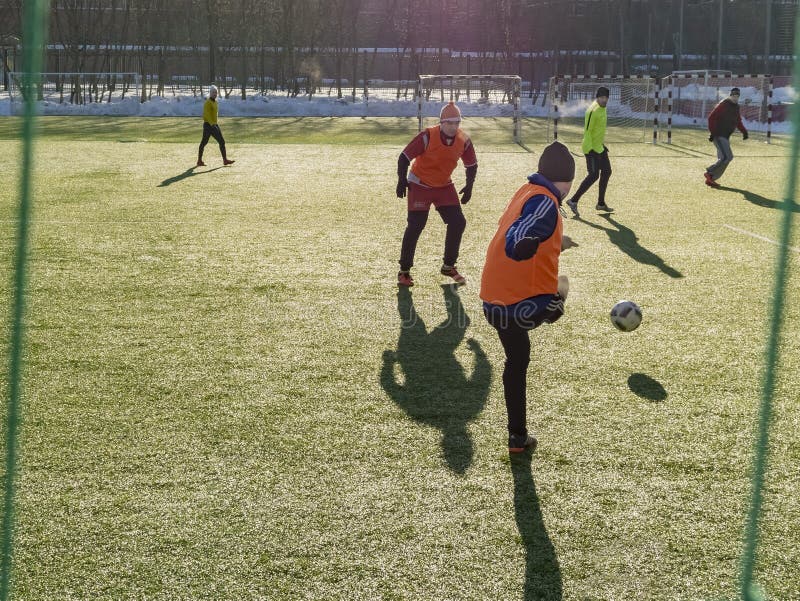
[595,203,613,212]
[566,198,579,217]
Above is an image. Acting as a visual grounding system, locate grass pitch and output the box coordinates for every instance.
[0,117,798,600]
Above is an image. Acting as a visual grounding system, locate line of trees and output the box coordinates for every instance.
[0,0,797,96]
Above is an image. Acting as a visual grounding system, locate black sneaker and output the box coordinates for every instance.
[566,198,579,217]
[508,432,538,454]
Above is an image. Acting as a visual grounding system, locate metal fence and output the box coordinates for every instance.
[9,72,141,106]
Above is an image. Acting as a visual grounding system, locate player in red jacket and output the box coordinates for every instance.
[395,102,477,287]
[704,87,748,187]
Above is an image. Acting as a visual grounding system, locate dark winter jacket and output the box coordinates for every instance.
[708,98,747,138]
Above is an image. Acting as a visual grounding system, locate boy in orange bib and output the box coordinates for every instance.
[480,141,575,453]
[395,102,478,286]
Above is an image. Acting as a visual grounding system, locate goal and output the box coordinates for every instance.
[417,74,521,142]
[659,72,773,144]
[9,72,141,114]
[547,75,657,144]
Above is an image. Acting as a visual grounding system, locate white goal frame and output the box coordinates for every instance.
[9,72,141,111]
[547,75,658,145]
[660,72,773,144]
[416,74,521,143]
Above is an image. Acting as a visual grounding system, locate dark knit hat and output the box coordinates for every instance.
[730,87,741,95]
[596,86,610,98]
[537,141,575,183]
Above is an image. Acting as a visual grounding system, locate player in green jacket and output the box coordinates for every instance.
[565,86,612,217]
[197,85,234,167]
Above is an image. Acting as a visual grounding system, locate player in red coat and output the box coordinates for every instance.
[704,87,748,187]
[395,102,478,287]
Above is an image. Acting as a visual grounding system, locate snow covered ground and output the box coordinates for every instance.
[0,84,795,133]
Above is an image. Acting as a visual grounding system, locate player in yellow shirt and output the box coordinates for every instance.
[565,86,612,216]
[197,85,234,167]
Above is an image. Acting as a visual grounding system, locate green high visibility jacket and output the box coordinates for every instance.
[581,101,607,154]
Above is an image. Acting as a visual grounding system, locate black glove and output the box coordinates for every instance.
[708,134,714,142]
[396,176,407,198]
[603,144,609,154]
[742,131,749,140]
[461,164,477,205]
[459,185,472,205]
[512,236,540,260]
[396,153,411,199]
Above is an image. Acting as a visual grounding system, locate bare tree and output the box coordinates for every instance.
[0,0,23,91]
[50,0,119,103]
[329,0,362,98]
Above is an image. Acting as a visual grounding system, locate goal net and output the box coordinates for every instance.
[546,75,657,144]
[417,74,521,142]
[660,72,772,143]
[9,72,141,115]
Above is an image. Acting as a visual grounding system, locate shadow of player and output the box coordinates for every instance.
[718,186,800,213]
[510,452,563,600]
[380,285,490,475]
[158,165,223,187]
[578,213,684,279]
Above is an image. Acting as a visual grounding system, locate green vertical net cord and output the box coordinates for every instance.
[1,1,48,600]
[738,8,800,601]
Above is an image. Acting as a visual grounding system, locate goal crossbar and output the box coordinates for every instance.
[416,74,522,143]
[547,75,659,145]
[660,73,773,144]
[9,72,141,108]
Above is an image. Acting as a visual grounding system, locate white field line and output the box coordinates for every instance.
[722,224,800,254]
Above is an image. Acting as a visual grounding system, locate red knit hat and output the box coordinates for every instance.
[439,102,462,122]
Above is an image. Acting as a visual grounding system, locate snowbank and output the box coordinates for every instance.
[0,86,795,134]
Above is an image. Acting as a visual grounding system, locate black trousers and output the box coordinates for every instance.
[571,149,612,205]
[199,122,226,159]
[492,319,531,436]
[484,296,565,436]
[399,205,466,271]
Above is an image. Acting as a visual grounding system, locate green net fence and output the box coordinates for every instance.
[2,1,48,599]
[737,9,800,601]
[1,3,798,601]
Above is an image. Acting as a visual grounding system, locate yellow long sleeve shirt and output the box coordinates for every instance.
[581,101,607,154]
[203,98,218,125]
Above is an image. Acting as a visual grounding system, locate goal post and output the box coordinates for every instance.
[8,72,141,114]
[547,75,658,144]
[660,72,773,144]
[416,74,521,143]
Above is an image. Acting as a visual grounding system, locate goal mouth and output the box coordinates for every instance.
[661,73,773,143]
[417,74,522,142]
[8,72,142,115]
[547,75,657,145]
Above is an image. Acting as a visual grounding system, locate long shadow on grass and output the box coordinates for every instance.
[577,214,684,279]
[380,285,490,474]
[510,452,562,600]
[158,166,223,187]
[718,186,800,213]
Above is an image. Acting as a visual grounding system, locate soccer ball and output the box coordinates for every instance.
[610,300,642,332]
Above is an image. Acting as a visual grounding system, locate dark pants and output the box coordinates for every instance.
[571,149,612,205]
[484,297,564,436]
[496,322,531,436]
[199,122,226,160]
[399,205,466,271]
